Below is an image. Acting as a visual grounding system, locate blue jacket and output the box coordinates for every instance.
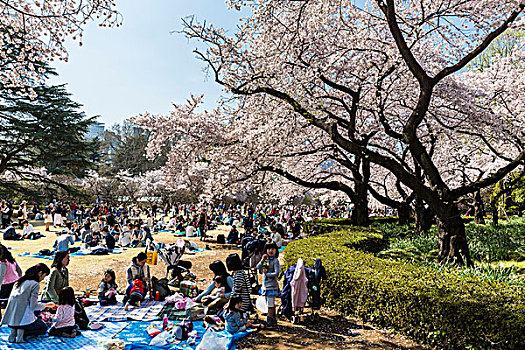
[257,256,280,291]
[225,310,246,334]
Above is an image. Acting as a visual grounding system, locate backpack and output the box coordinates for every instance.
[74,299,90,330]
[91,248,109,255]
[151,277,171,301]
[39,249,53,256]
[216,234,225,244]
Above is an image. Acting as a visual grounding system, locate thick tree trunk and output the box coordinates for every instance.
[473,190,486,224]
[351,181,369,226]
[351,199,369,226]
[491,204,499,226]
[350,158,369,227]
[414,198,434,233]
[398,202,411,225]
[436,204,473,266]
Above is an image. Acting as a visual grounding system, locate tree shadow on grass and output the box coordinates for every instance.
[237,314,428,350]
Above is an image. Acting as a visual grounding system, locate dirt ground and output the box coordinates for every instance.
[5,220,428,350]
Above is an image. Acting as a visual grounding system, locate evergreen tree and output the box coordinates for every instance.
[102,123,166,176]
[0,67,97,196]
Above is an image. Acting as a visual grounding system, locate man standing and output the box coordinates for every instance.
[0,201,10,229]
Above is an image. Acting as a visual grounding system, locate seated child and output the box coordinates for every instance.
[224,295,263,334]
[201,276,225,306]
[98,269,118,306]
[125,279,144,310]
[48,287,79,338]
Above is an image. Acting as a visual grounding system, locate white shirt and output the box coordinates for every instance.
[119,230,132,246]
[22,223,35,235]
[185,225,196,237]
[271,232,283,248]
[91,221,100,232]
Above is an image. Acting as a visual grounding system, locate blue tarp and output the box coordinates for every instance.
[0,320,252,350]
[0,322,127,350]
[120,320,252,350]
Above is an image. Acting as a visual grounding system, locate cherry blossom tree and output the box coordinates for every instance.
[0,0,121,95]
[170,0,525,266]
[132,94,374,225]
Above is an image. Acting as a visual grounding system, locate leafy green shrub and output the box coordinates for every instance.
[376,218,525,263]
[284,228,525,349]
[302,217,399,234]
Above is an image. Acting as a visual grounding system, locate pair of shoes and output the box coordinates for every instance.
[265,316,277,327]
[204,315,217,325]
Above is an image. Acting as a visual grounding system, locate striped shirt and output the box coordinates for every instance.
[231,270,251,312]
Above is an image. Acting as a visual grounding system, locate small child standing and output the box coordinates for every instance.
[98,269,118,306]
[201,276,226,306]
[256,242,281,327]
[48,287,79,338]
[224,296,262,334]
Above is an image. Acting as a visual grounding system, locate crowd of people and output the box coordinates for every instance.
[0,198,347,343]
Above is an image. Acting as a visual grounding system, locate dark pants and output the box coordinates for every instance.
[48,325,77,336]
[16,319,48,338]
[24,232,43,240]
[0,282,15,300]
[130,293,143,305]
[99,295,117,306]
[1,217,9,229]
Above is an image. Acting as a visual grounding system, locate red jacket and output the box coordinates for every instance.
[130,279,144,296]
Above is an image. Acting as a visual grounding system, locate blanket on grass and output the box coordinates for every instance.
[119,320,252,350]
[85,300,165,322]
[157,303,189,321]
[0,322,127,350]
[18,248,123,260]
[186,247,206,254]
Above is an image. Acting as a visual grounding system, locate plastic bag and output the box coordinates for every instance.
[195,329,229,350]
[184,298,197,310]
[256,295,268,314]
[149,329,175,347]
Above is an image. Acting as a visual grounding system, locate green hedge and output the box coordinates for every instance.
[302,217,400,234]
[283,228,525,349]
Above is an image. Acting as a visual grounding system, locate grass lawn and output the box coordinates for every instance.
[3,218,234,295]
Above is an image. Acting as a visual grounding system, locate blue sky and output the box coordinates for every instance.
[49,1,247,127]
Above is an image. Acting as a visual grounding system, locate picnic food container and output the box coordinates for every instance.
[179,280,198,298]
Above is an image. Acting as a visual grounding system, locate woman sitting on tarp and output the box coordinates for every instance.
[195,260,233,313]
[41,251,70,304]
[123,252,150,309]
